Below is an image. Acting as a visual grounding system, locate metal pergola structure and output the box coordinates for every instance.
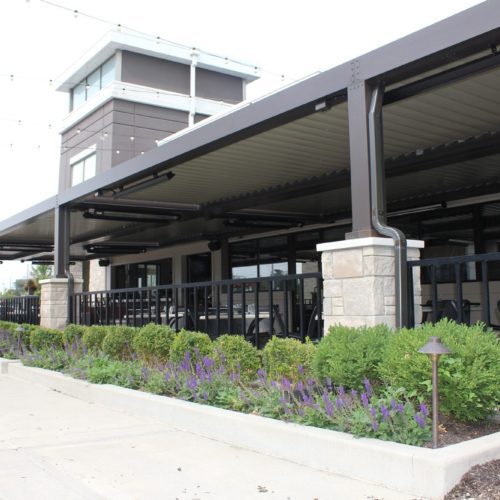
[0,1,499,295]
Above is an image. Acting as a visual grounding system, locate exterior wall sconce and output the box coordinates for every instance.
[418,336,451,448]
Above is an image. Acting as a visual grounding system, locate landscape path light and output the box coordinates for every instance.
[418,336,451,449]
[15,324,24,356]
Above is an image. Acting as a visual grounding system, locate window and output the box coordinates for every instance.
[70,56,115,110]
[70,146,97,186]
[111,259,172,289]
[101,57,115,88]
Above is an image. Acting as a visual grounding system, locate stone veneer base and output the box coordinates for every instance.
[1,359,498,500]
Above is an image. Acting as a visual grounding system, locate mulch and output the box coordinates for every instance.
[436,416,500,499]
[444,459,500,499]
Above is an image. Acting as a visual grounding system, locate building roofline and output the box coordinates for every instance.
[0,196,57,239]
[56,30,260,92]
[57,1,500,206]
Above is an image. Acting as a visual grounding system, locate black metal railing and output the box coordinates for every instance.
[0,295,40,325]
[407,252,500,328]
[71,273,323,344]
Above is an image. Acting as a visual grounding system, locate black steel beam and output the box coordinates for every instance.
[384,52,500,105]
[83,211,177,224]
[385,131,500,177]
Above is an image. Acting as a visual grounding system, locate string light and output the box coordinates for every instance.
[32,0,316,84]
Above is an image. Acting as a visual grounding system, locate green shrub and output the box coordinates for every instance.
[63,324,87,348]
[30,327,63,351]
[84,356,142,388]
[169,329,213,366]
[22,347,71,371]
[19,324,35,348]
[213,334,261,381]
[262,336,316,382]
[102,326,137,360]
[82,325,108,354]
[379,320,500,422]
[132,323,175,363]
[0,322,32,349]
[312,324,391,389]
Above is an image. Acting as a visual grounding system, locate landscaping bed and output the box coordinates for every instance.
[0,318,499,497]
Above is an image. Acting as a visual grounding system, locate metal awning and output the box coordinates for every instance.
[1,1,500,262]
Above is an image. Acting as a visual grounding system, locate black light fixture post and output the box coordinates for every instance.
[418,336,451,448]
[15,324,24,357]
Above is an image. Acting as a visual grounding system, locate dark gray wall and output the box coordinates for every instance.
[121,51,243,103]
[59,102,114,191]
[110,100,189,166]
[121,51,190,94]
[59,99,192,189]
[196,67,243,102]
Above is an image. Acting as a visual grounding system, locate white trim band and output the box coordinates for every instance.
[317,237,425,252]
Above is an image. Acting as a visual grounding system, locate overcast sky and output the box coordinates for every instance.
[0,0,484,289]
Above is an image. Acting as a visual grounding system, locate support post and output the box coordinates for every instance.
[347,78,376,238]
[54,205,70,278]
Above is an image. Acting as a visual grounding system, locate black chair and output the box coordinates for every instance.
[306,306,321,340]
[168,308,196,331]
[441,299,471,325]
[245,306,286,348]
[422,299,471,325]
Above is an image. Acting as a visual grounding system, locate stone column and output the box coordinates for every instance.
[39,278,84,330]
[317,237,424,331]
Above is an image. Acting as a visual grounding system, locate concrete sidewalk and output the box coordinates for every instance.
[0,374,417,500]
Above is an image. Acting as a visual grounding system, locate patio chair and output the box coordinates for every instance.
[245,306,286,348]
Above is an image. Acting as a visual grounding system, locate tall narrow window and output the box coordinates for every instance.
[70,146,97,186]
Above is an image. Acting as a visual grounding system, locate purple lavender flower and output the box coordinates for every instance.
[380,405,390,421]
[296,380,304,393]
[361,392,369,407]
[257,368,266,383]
[363,378,372,397]
[302,393,313,406]
[414,413,425,429]
[397,403,405,415]
[338,386,345,397]
[306,378,315,387]
[270,380,279,389]
[390,399,397,411]
[420,403,429,417]
[370,406,377,418]
[297,364,304,375]
[335,397,344,409]
[281,377,292,392]
[322,392,334,417]
[351,389,358,398]
[371,420,379,432]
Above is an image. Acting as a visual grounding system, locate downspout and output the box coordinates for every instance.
[65,268,74,326]
[368,84,408,328]
[189,50,199,127]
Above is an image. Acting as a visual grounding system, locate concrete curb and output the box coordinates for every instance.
[2,359,499,499]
